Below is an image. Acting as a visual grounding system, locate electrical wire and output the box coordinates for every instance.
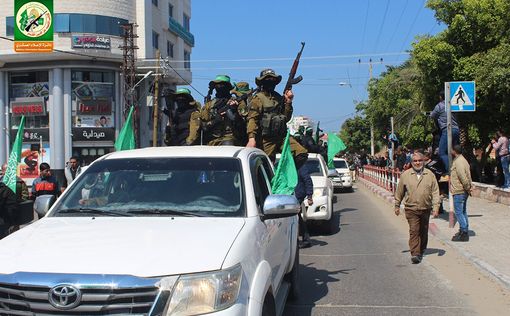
[384,0,409,52]
[163,60,205,98]
[373,0,391,53]
[399,0,425,53]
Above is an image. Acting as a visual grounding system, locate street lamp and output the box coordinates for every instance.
[131,71,154,92]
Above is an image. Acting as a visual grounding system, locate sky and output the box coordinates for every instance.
[185,0,444,132]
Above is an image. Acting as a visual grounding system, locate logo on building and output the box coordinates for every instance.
[14,0,54,52]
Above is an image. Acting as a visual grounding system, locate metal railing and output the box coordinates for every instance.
[359,165,402,194]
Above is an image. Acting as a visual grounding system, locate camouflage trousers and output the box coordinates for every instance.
[207,134,242,146]
[260,136,308,162]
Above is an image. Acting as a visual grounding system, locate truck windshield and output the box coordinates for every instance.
[333,160,348,169]
[52,157,245,217]
[305,159,324,176]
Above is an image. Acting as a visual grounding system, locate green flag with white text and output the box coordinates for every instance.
[114,106,135,151]
[2,116,25,194]
[327,133,346,168]
[271,131,298,195]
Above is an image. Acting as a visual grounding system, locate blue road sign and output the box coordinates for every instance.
[449,81,476,112]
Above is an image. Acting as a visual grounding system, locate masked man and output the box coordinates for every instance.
[163,88,201,146]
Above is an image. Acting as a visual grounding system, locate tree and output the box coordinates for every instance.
[339,115,372,154]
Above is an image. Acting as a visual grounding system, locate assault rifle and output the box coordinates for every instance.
[283,42,305,93]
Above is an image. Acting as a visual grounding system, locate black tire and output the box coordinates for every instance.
[284,243,299,301]
[262,293,276,316]
[320,215,336,235]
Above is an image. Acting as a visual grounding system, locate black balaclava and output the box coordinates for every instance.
[214,84,231,99]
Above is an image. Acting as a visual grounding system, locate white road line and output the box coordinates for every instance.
[287,303,467,310]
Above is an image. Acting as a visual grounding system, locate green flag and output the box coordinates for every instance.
[327,133,346,168]
[2,116,25,194]
[271,131,298,195]
[114,106,135,151]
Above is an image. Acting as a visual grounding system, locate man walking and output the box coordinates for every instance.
[450,145,473,242]
[294,161,313,248]
[394,151,440,264]
[31,163,60,200]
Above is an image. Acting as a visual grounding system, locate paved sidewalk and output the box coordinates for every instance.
[358,178,510,290]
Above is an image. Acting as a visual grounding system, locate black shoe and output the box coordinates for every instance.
[411,256,422,264]
[459,231,469,242]
[299,240,312,249]
[451,231,462,241]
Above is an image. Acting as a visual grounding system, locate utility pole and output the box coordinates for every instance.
[120,23,139,145]
[390,116,395,168]
[369,59,375,156]
[152,50,160,147]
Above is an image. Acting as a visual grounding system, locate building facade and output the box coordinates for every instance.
[0,0,194,185]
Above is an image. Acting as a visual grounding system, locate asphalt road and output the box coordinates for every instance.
[283,186,477,316]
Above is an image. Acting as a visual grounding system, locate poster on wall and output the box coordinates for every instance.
[18,143,50,185]
[10,82,49,99]
[75,115,113,127]
[72,82,113,101]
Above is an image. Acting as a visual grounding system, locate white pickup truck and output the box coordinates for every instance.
[0,146,300,316]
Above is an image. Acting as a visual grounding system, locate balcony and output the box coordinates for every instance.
[168,17,194,47]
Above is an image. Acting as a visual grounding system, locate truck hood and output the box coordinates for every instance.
[0,217,245,277]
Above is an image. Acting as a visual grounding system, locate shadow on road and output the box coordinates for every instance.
[424,248,446,256]
[284,263,355,316]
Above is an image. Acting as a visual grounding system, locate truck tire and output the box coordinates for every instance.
[284,244,299,301]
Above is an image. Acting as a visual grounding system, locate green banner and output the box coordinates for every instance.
[14,0,53,52]
[2,116,25,194]
[114,106,136,151]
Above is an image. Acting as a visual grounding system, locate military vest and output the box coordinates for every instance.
[170,107,196,145]
[256,92,287,138]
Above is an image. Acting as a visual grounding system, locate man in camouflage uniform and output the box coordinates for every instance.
[230,81,253,145]
[246,69,307,163]
[163,88,201,146]
[201,75,245,146]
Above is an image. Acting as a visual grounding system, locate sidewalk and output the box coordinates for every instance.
[358,177,510,290]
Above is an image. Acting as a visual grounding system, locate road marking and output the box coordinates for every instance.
[287,303,468,310]
[301,253,392,257]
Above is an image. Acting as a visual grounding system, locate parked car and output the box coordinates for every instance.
[331,158,353,192]
[303,153,336,233]
[0,146,300,316]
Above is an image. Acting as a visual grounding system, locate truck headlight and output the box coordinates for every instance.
[165,264,242,315]
[313,187,326,198]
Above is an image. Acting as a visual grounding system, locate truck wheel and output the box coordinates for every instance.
[284,244,299,301]
[262,293,276,316]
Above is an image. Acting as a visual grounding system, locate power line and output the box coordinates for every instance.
[373,0,391,53]
[385,0,409,52]
[399,0,425,53]
[141,51,408,63]
[163,59,205,98]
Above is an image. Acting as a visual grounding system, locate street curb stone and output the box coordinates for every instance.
[357,177,510,290]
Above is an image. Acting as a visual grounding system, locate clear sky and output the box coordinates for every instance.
[185,0,444,132]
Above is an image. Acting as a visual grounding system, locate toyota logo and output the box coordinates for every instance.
[48,284,82,310]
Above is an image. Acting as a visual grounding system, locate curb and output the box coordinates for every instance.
[357,177,510,291]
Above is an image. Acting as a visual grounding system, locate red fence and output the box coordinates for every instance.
[359,165,402,195]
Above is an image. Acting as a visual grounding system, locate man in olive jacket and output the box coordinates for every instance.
[450,145,473,242]
[394,151,440,264]
[0,182,18,239]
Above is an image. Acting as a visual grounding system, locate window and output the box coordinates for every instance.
[183,14,190,32]
[152,0,158,6]
[9,71,50,129]
[6,17,14,36]
[168,3,173,18]
[152,31,159,50]
[54,14,70,32]
[167,41,174,58]
[184,50,191,70]
[333,160,348,169]
[305,159,325,177]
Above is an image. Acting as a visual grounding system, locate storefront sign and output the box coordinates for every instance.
[72,35,111,50]
[10,128,49,142]
[10,97,46,116]
[72,128,115,141]
[77,98,112,115]
[14,0,54,53]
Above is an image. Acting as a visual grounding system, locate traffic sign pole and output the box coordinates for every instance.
[445,82,454,228]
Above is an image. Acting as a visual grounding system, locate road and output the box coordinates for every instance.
[283,185,510,316]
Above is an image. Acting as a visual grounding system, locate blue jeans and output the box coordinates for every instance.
[439,128,459,173]
[453,193,469,233]
[501,155,510,188]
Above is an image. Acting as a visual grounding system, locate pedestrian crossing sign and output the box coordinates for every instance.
[449,81,476,112]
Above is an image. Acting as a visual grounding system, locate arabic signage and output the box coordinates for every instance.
[14,0,54,52]
[77,98,112,115]
[72,35,111,50]
[10,97,46,116]
[10,128,49,142]
[72,128,115,141]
